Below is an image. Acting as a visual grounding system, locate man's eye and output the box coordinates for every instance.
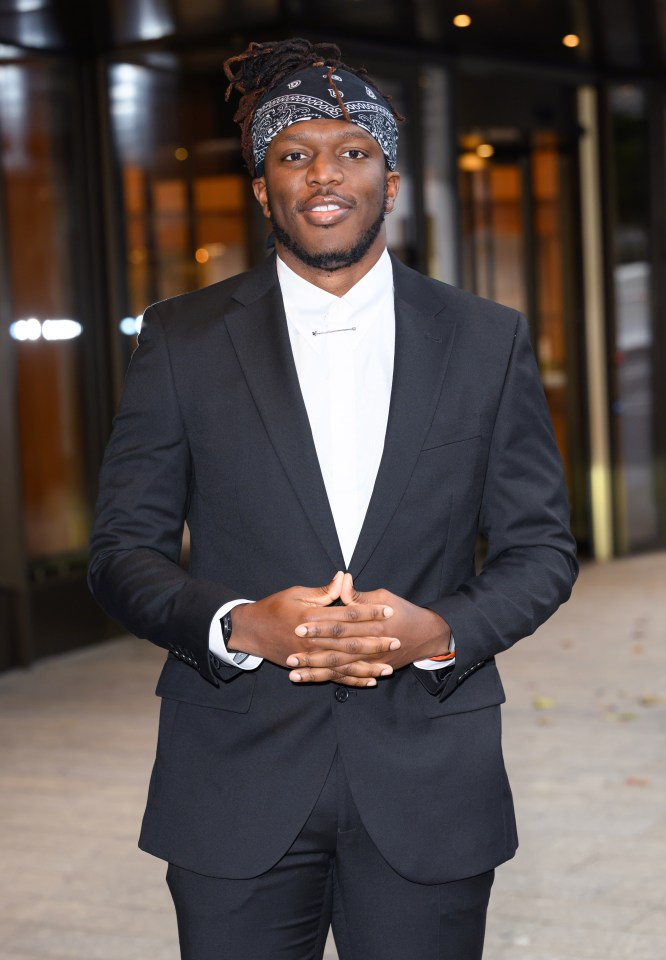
[342,149,367,159]
[283,151,306,161]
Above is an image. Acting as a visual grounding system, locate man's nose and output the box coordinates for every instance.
[306,151,343,185]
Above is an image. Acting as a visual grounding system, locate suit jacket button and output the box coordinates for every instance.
[335,687,349,703]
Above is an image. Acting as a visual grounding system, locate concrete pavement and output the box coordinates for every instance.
[0,552,664,959]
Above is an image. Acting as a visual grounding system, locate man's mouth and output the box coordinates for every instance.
[300,195,354,225]
[309,202,344,212]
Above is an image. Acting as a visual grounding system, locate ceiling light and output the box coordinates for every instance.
[562,34,580,48]
[476,144,495,158]
[453,14,472,29]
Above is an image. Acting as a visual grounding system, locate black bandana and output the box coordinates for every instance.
[251,66,398,177]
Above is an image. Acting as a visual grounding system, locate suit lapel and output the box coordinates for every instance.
[348,258,457,578]
[224,257,345,571]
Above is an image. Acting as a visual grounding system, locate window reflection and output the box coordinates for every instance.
[609,85,657,550]
[1,57,89,558]
[109,61,252,352]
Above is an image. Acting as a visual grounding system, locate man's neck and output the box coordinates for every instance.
[273,242,388,297]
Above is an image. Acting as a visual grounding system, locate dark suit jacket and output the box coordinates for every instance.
[88,252,577,884]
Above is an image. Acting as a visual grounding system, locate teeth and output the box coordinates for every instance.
[311,204,341,212]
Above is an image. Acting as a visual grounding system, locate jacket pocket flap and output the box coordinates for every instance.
[420,660,505,717]
[156,654,256,713]
[422,414,481,450]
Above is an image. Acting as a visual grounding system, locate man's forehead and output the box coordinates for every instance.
[271,120,379,145]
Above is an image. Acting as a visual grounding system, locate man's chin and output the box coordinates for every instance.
[292,248,363,272]
[271,211,385,273]
[274,233,365,273]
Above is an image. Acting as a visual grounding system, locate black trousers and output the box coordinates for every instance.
[167,753,494,960]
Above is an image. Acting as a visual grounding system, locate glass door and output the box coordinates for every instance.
[457,78,589,549]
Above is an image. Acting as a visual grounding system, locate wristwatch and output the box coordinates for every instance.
[221,611,250,665]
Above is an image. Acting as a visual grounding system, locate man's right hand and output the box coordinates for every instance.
[230,572,400,687]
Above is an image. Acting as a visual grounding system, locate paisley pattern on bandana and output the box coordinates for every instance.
[251,68,398,176]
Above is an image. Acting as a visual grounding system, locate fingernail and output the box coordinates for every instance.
[383,606,394,617]
[295,625,307,637]
[389,639,400,650]
[286,656,299,667]
[290,672,302,682]
[367,679,377,687]
[380,667,393,676]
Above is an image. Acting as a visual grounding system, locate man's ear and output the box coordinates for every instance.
[384,170,400,212]
[252,177,271,219]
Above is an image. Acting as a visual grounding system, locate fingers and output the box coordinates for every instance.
[288,659,393,687]
[340,572,359,605]
[292,630,401,656]
[303,570,345,606]
[291,672,377,687]
[286,644,397,671]
[295,601,393,635]
[340,573,390,610]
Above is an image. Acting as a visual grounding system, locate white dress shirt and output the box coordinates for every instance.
[209,250,453,671]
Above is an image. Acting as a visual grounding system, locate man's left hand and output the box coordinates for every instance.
[287,573,451,683]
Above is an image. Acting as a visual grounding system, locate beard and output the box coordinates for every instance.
[268,193,386,272]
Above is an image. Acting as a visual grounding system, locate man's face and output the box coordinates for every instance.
[253,119,399,280]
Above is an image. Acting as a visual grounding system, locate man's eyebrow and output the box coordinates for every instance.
[276,128,374,144]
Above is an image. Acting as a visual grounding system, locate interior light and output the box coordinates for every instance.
[119,315,144,336]
[476,144,495,158]
[458,152,486,172]
[115,64,140,83]
[10,318,82,341]
[175,147,189,161]
[42,319,82,340]
[112,83,135,102]
[453,14,472,28]
[134,0,175,41]
[195,248,209,264]
[562,34,580,48]
[112,66,140,100]
[10,318,41,341]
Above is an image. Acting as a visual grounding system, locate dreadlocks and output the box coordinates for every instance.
[223,38,402,176]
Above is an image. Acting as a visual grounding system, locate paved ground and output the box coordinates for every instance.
[0,553,664,960]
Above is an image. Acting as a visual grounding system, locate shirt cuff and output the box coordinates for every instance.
[413,636,456,671]
[208,599,263,671]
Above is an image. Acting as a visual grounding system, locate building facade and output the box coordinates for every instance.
[1,0,665,668]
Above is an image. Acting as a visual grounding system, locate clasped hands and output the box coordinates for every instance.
[230,571,451,688]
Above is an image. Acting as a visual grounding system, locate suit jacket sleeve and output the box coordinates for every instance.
[423,314,578,699]
[88,304,240,686]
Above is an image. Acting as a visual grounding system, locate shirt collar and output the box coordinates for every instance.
[276,249,394,341]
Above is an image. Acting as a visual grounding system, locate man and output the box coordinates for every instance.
[89,38,577,960]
